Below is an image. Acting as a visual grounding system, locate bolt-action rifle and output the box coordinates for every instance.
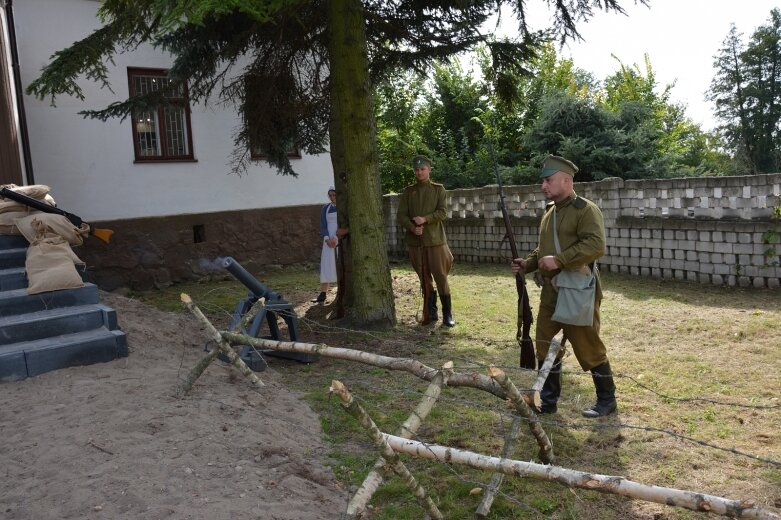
[487,145,536,369]
[0,187,114,243]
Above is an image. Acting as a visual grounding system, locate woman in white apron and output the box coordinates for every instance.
[312,188,338,303]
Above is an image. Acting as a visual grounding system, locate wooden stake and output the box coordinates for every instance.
[476,337,562,516]
[487,365,554,464]
[179,294,264,391]
[346,362,454,518]
[382,434,780,520]
[329,380,443,520]
[221,331,518,401]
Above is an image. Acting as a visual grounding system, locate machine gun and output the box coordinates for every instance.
[0,187,113,243]
[220,256,317,370]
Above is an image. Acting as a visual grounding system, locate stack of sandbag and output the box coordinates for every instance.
[0,184,56,235]
[0,185,90,295]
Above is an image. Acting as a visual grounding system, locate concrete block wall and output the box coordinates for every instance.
[385,174,781,288]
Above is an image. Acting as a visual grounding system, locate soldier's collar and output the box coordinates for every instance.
[554,191,577,208]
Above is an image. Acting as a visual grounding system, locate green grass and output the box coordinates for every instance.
[132,262,781,519]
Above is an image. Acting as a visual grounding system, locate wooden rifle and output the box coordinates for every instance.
[416,223,433,325]
[0,187,114,243]
[486,142,536,369]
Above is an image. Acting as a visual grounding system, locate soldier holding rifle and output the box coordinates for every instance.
[512,155,617,417]
[397,155,455,327]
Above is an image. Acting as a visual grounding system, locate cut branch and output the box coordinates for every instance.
[346,362,454,518]
[220,331,514,399]
[180,293,264,390]
[329,381,443,520]
[488,366,554,465]
[476,338,562,516]
[382,434,780,520]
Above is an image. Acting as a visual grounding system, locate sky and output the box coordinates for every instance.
[491,0,779,131]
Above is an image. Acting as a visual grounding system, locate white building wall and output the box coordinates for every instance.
[14,0,334,221]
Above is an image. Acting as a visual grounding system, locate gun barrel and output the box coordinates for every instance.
[220,257,276,299]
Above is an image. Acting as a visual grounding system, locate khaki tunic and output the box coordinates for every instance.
[525,191,608,371]
[397,180,453,294]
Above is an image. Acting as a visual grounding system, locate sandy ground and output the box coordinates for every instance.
[0,292,349,519]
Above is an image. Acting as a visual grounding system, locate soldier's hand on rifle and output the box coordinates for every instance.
[539,255,560,271]
[511,258,527,275]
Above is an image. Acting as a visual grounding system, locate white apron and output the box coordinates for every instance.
[320,208,338,283]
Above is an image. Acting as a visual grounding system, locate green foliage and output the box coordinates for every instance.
[376,44,729,189]
[708,8,781,174]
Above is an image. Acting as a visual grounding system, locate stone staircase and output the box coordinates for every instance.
[0,235,128,382]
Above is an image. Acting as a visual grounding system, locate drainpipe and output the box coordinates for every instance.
[5,0,34,184]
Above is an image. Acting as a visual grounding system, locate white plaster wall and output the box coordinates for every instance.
[13,0,334,221]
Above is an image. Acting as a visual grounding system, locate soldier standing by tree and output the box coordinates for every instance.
[512,155,617,417]
[397,155,455,327]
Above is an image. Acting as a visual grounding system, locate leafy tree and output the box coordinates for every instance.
[708,9,781,174]
[27,0,633,325]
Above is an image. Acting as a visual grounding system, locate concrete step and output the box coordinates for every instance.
[0,235,29,249]
[0,283,99,318]
[0,247,27,269]
[0,267,27,291]
[0,304,118,346]
[0,327,128,382]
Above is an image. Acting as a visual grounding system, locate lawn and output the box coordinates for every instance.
[133,261,781,519]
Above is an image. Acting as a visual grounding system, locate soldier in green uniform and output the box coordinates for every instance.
[397,155,455,327]
[512,155,617,417]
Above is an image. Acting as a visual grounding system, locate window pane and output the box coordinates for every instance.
[164,106,189,156]
[136,110,160,157]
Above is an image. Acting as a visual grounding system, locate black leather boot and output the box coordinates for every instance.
[538,359,562,414]
[428,290,438,323]
[582,361,617,418]
[440,294,455,327]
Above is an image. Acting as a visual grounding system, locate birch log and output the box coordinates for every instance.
[474,416,522,517]
[346,362,454,518]
[475,338,562,516]
[221,332,518,400]
[329,381,443,520]
[180,294,264,389]
[488,366,554,464]
[176,298,268,396]
[382,434,780,520]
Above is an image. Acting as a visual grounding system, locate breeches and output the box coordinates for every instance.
[535,285,608,371]
[407,244,453,295]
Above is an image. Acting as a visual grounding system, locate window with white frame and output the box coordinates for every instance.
[127,68,194,161]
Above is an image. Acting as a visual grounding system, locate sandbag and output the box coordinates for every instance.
[0,183,52,200]
[15,213,88,246]
[25,235,85,295]
[0,209,35,235]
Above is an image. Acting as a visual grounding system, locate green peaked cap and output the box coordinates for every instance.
[411,155,432,168]
[540,155,578,178]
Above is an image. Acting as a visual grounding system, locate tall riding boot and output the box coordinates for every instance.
[428,290,438,323]
[582,361,617,418]
[538,359,562,414]
[440,294,455,327]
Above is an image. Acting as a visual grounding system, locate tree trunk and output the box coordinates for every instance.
[326,0,395,326]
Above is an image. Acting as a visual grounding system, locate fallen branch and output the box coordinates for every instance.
[475,338,562,516]
[220,332,517,400]
[329,380,443,520]
[176,298,268,396]
[382,434,780,520]
[488,366,554,464]
[180,294,264,390]
[346,362,454,518]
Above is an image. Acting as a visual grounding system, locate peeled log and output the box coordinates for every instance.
[382,434,780,520]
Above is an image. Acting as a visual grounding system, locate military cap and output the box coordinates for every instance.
[411,155,432,168]
[540,155,578,178]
